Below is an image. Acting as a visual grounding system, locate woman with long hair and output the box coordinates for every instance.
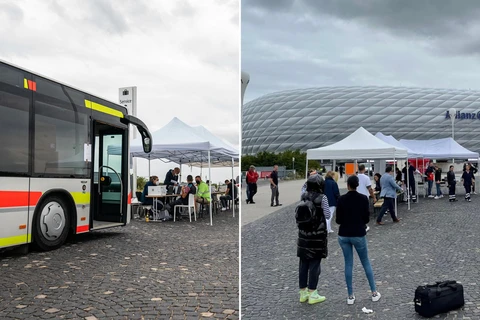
[336,175,381,305]
[297,174,330,305]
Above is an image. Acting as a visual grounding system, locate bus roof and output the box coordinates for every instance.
[0,58,128,114]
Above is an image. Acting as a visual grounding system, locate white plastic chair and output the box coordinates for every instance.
[173,194,196,222]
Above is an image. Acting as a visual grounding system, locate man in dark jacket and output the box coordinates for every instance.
[447,165,457,202]
[164,167,180,186]
[324,171,340,233]
[297,174,330,305]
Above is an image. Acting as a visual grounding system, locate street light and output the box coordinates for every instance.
[292,157,295,176]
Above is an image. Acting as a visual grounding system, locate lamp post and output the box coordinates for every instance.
[449,107,456,164]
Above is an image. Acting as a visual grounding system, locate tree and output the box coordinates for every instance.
[241,150,321,178]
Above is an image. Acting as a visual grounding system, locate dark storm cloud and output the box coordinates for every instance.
[244,0,480,55]
[241,0,480,102]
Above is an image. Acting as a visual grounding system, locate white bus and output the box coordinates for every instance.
[0,60,152,251]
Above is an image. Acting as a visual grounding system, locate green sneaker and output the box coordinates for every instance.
[308,290,326,305]
[299,289,310,303]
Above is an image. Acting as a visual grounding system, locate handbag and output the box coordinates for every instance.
[414,280,464,318]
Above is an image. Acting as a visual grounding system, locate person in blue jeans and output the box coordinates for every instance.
[336,175,381,305]
[377,166,403,225]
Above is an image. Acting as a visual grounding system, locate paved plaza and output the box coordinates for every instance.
[242,183,480,319]
[0,214,239,320]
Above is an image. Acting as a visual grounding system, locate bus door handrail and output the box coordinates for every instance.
[98,165,123,217]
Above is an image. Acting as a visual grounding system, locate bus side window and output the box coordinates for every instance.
[33,77,90,177]
[0,89,30,174]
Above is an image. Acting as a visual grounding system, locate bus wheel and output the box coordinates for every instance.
[33,196,71,251]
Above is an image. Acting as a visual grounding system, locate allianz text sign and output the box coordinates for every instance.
[445,110,480,120]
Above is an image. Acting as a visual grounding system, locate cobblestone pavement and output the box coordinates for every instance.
[0,214,238,320]
[242,192,480,319]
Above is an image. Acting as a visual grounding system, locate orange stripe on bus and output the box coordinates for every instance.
[32,81,37,91]
[0,191,42,208]
[76,225,89,233]
[128,192,132,204]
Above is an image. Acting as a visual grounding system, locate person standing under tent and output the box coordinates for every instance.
[270,165,282,207]
[434,165,443,199]
[447,165,457,202]
[425,162,435,198]
[246,165,259,204]
[469,163,477,194]
[376,167,403,225]
[461,164,473,202]
[356,164,376,232]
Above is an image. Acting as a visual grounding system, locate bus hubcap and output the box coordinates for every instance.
[40,201,66,240]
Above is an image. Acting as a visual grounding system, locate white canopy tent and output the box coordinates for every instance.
[306,127,411,211]
[375,132,423,158]
[399,137,479,159]
[111,117,239,226]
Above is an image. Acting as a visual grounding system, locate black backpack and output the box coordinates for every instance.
[295,194,320,229]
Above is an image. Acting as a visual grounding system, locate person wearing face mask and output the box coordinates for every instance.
[194,176,211,213]
[141,175,159,206]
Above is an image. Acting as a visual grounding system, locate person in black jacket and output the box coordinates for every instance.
[447,165,457,202]
[297,174,330,305]
[461,164,473,202]
[336,175,381,305]
[373,173,382,193]
[434,166,443,199]
[164,168,180,186]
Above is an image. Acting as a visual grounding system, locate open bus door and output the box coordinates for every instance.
[91,116,151,230]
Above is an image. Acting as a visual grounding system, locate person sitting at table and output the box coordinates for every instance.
[220,179,238,211]
[141,175,159,206]
[164,167,180,187]
[141,175,165,219]
[195,176,211,212]
[170,175,197,220]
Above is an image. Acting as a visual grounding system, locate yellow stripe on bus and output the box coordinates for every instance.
[24,78,28,89]
[0,234,29,247]
[71,192,90,205]
[84,99,124,118]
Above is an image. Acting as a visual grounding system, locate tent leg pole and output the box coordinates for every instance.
[305,157,308,180]
[407,159,410,211]
[208,151,212,226]
[394,157,398,218]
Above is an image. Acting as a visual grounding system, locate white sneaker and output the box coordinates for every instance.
[434,196,440,199]
[428,195,434,198]
[365,226,370,232]
[347,295,355,305]
[221,207,227,211]
[372,292,381,302]
[440,195,444,198]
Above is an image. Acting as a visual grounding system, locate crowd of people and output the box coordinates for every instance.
[139,167,237,221]
[295,160,478,305]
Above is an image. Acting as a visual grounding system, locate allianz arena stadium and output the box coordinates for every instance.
[242,86,480,155]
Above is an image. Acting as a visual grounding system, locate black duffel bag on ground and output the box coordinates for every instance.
[414,280,464,318]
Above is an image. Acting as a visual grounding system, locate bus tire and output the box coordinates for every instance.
[33,195,71,251]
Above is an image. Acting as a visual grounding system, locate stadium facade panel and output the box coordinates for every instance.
[242,86,480,156]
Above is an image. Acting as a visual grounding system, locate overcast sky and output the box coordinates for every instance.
[242,0,480,102]
[0,0,239,182]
